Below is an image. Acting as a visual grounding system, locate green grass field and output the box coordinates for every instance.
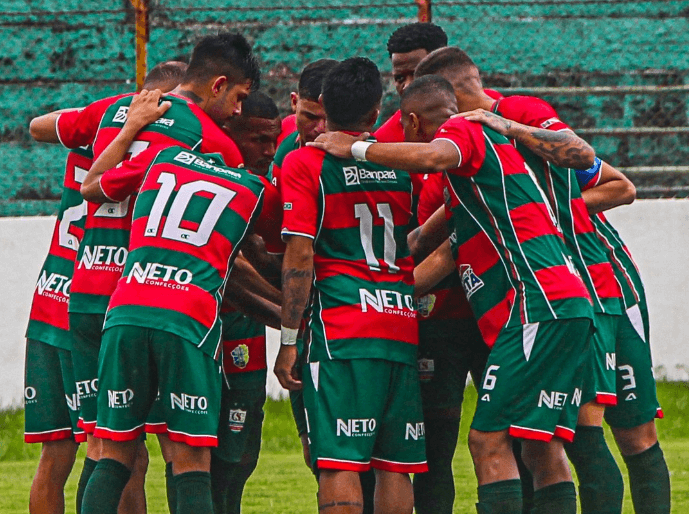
[2,382,688,513]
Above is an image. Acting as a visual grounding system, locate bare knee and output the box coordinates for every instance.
[612,421,658,456]
[577,401,605,426]
[468,429,511,460]
[521,439,571,488]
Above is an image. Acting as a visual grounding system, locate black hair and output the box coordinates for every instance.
[414,46,476,78]
[183,32,260,90]
[387,22,448,57]
[321,57,382,128]
[298,59,339,101]
[240,91,280,119]
[400,74,456,112]
[143,61,188,89]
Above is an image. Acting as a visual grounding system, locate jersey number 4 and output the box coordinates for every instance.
[354,202,399,273]
[145,171,236,247]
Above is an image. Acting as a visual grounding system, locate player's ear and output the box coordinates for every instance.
[211,76,228,96]
[410,112,421,131]
[290,92,299,112]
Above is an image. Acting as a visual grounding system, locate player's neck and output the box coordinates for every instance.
[172,84,205,105]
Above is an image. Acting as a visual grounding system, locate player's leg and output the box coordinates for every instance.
[605,305,670,514]
[118,440,149,514]
[319,470,364,514]
[25,340,80,514]
[564,313,623,514]
[374,470,413,514]
[519,439,576,514]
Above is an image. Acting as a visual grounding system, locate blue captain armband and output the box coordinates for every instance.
[575,157,602,190]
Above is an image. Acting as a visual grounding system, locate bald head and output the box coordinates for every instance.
[400,75,458,143]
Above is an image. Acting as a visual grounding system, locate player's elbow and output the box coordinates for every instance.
[29,118,45,142]
[571,143,596,170]
[620,177,636,205]
[80,182,103,203]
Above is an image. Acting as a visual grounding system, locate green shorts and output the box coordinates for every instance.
[581,313,619,406]
[472,318,592,443]
[418,318,490,412]
[304,358,428,473]
[212,379,266,464]
[94,325,222,447]
[69,312,105,434]
[605,304,663,429]
[24,339,85,443]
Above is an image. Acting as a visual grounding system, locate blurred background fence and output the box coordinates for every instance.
[2,0,688,216]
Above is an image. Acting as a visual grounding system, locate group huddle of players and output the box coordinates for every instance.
[24,22,670,514]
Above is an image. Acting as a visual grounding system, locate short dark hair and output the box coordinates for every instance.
[298,59,339,101]
[414,46,476,78]
[321,57,383,128]
[183,32,260,90]
[401,74,455,112]
[241,91,280,120]
[143,61,187,89]
[387,23,448,57]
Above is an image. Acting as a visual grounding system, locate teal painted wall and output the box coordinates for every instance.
[4,0,688,214]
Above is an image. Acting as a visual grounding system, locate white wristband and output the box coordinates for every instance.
[351,141,372,161]
[280,326,299,346]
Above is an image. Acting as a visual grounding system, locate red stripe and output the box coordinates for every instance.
[476,289,516,347]
[321,304,418,345]
[24,429,73,443]
[596,393,618,406]
[71,261,125,297]
[29,290,70,331]
[534,266,591,302]
[370,458,428,473]
[223,336,268,373]
[456,230,501,276]
[145,422,168,434]
[167,429,218,447]
[571,198,595,236]
[588,262,623,299]
[108,280,217,328]
[317,459,370,472]
[93,425,145,442]
[554,426,576,443]
[322,191,412,230]
[510,202,561,243]
[78,418,97,434]
[84,201,135,230]
[74,432,88,443]
[49,222,83,261]
[656,408,664,419]
[314,255,415,283]
[65,152,94,190]
[509,426,553,442]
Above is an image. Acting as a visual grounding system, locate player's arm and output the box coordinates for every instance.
[576,159,636,214]
[227,254,281,306]
[308,131,460,172]
[408,205,449,264]
[414,239,455,297]
[81,90,170,202]
[274,235,313,391]
[456,109,595,170]
[29,108,80,143]
[224,291,281,330]
[240,234,283,288]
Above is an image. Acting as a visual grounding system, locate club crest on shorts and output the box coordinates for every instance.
[459,264,484,298]
[230,344,250,369]
[229,408,247,433]
[417,294,436,317]
[417,358,435,382]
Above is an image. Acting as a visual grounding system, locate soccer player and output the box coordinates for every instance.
[413,46,635,513]
[210,91,282,514]
[77,124,281,514]
[25,60,187,514]
[275,57,428,514]
[310,74,597,514]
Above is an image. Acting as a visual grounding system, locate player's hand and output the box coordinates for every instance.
[125,89,172,132]
[453,109,513,136]
[274,345,302,390]
[306,131,370,158]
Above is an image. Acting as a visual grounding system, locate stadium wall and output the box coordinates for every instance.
[3,0,689,216]
[0,200,688,408]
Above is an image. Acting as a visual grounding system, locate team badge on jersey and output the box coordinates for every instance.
[228,408,247,433]
[460,264,484,299]
[230,344,250,369]
[417,294,436,317]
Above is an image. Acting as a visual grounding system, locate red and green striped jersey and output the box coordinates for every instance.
[56,93,132,149]
[25,147,90,349]
[103,146,280,359]
[69,93,244,315]
[269,130,300,192]
[493,96,623,316]
[220,306,267,386]
[437,117,593,347]
[416,171,474,325]
[281,140,418,365]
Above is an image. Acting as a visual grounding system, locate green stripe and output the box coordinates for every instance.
[69,291,111,314]
[25,320,72,351]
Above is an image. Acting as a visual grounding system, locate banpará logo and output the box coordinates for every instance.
[127,262,193,287]
[230,344,250,369]
[405,422,425,441]
[173,151,241,178]
[153,118,175,127]
[343,165,397,186]
[108,389,134,408]
[170,392,208,413]
[336,418,376,437]
[459,264,484,299]
[359,288,415,317]
[228,408,247,433]
[79,246,128,270]
[112,106,129,124]
[36,271,71,298]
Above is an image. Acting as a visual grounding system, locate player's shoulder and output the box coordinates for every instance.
[282,144,326,169]
[496,95,560,125]
[435,115,479,138]
[273,131,300,166]
[374,110,404,143]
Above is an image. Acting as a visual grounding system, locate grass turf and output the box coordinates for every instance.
[1,382,688,513]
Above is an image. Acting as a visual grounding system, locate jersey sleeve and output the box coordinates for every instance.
[280,148,324,240]
[99,146,161,202]
[434,118,485,178]
[253,178,285,254]
[575,157,603,191]
[200,126,245,168]
[496,95,571,132]
[373,110,405,143]
[56,94,126,149]
[417,172,445,225]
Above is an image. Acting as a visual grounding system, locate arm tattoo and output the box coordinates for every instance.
[518,127,594,169]
[319,501,364,511]
[281,267,313,325]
